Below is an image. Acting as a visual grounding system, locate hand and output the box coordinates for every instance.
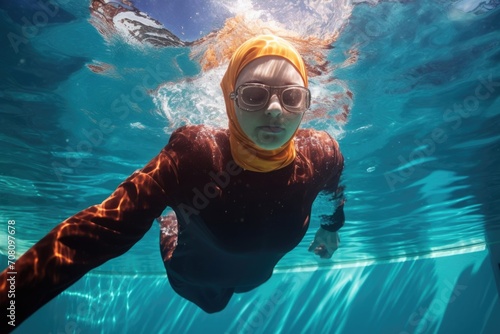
[308,228,340,259]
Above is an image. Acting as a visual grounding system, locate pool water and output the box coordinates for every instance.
[0,0,499,333]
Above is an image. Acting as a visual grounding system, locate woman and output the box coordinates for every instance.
[0,35,344,330]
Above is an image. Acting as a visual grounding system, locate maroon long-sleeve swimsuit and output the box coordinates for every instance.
[1,124,343,328]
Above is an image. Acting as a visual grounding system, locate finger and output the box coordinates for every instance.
[314,245,333,259]
[314,245,327,256]
[308,240,319,252]
[318,248,331,259]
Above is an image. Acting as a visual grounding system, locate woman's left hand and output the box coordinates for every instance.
[308,228,340,259]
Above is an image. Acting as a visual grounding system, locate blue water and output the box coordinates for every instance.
[0,0,499,332]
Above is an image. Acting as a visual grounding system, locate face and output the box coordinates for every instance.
[234,56,306,150]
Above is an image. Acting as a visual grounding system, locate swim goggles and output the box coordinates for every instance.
[230,83,311,114]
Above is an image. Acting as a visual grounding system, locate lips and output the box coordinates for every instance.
[258,126,285,133]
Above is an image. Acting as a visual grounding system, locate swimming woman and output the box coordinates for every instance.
[0,35,344,330]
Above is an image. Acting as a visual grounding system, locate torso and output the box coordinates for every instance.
[162,125,342,288]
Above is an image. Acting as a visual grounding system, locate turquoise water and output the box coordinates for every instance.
[0,0,499,332]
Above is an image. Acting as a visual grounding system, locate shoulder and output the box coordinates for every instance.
[295,128,341,160]
[163,125,230,168]
[167,125,226,142]
[166,125,228,151]
[295,128,344,178]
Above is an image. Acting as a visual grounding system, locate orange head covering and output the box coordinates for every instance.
[220,35,309,172]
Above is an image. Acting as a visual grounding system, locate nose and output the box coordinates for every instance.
[265,94,283,117]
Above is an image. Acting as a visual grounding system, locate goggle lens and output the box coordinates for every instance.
[231,84,310,114]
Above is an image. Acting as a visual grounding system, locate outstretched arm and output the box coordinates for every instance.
[309,133,345,259]
[0,153,174,332]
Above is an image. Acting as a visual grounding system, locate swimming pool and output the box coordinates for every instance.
[1,0,499,333]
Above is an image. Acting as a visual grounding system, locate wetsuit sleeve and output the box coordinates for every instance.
[320,191,345,232]
[319,134,346,233]
[0,144,180,332]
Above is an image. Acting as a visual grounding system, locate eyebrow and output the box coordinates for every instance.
[242,81,302,86]
[243,80,264,84]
